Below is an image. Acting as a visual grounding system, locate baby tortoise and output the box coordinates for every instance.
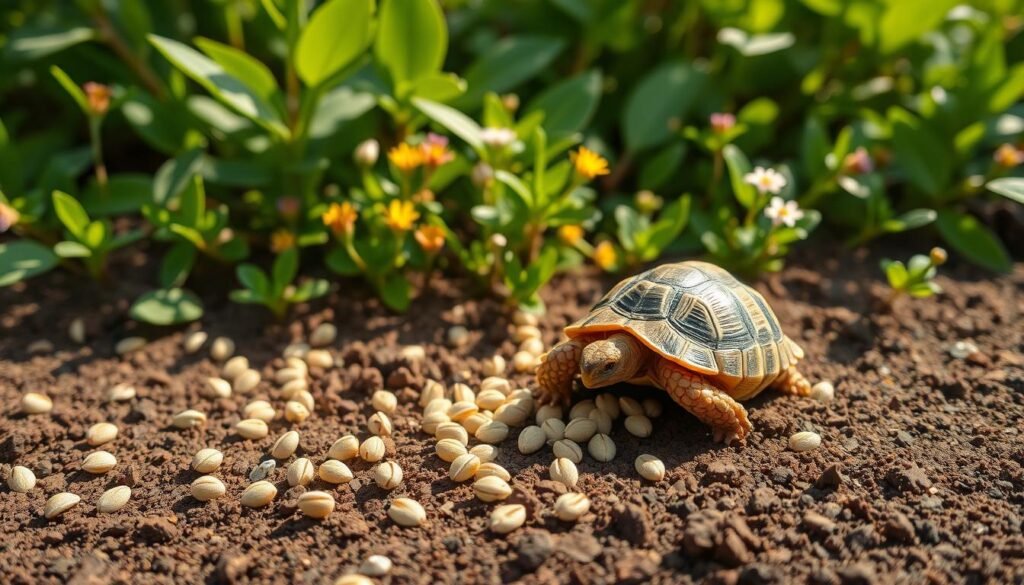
[536,261,810,444]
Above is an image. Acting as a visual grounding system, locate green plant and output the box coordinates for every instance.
[231,248,329,319]
[882,247,947,303]
[609,194,691,270]
[51,190,143,280]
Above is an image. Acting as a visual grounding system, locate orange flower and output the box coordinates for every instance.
[384,200,420,232]
[0,201,19,233]
[994,143,1024,168]
[558,225,584,246]
[415,225,446,253]
[593,241,618,271]
[270,229,296,253]
[570,146,610,180]
[388,142,424,173]
[322,202,358,236]
[83,82,111,116]
[420,133,454,167]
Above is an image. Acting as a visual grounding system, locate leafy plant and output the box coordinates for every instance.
[882,247,947,303]
[51,191,143,280]
[231,249,329,319]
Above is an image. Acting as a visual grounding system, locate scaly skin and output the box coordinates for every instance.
[651,357,753,445]
[535,338,586,407]
[772,364,812,396]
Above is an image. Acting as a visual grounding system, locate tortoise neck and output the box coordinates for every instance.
[606,333,648,379]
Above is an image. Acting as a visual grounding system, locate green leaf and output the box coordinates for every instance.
[272,248,299,296]
[406,72,466,102]
[413,98,483,150]
[50,66,90,115]
[890,108,950,197]
[160,242,197,288]
[800,117,830,179]
[52,191,90,240]
[379,273,411,312]
[0,240,59,287]
[717,28,795,56]
[495,170,534,209]
[455,36,565,108]
[325,246,361,276]
[83,220,109,250]
[936,210,1011,273]
[295,0,375,87]
[722,145,757,209]
[638,142,686,190]
[987,177,1024,205]
[177,176,206,229]
[882,259,908,289]
[622,62,704,152]
[525,70,602,138]
[645,196,691,256]
[615,205,644,253]
[6,27,94,61]
[130,288,203,325]
[309,86,377,140]
[237,264,270,297]
[883,209,936,232]
[81,174,153,215]
[375,0,447,86]
[54,241,92,258]
[877,0,956,54]
[194,37,280,101]
[154,149,205,205]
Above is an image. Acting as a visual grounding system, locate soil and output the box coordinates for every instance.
[1,244,1023,585]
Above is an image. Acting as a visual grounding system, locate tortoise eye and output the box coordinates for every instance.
[602,362,615,372]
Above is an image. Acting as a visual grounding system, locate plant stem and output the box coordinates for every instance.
[90,6,166,100]
[224,1,246,50]
[88,116,108,191]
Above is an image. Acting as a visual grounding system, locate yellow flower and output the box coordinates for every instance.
[0,201,19,233]
[570,146,610,180]
[83,82,111,116]
[593,241,618,271]
[994,143,1023,168]
[384,200,420,232]
[270,229,296,253]
[388,142,424,173]
[322,202,358,236]
[415,225,446,253]
[558,225,584,246]
[420,133,454,167]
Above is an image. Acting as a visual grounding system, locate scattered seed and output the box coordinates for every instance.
[513,311,539,327]
[280,378,308,399]
[368,412,393,436]
[475,389,506,411]
[588,408,613,435]
[328,435,360,460]
[424,398,452,416]
[475,420,509,444]
[275,367,304,385]
[85,422,118,446]
[519,338,545,357]
[335,575,373,585]
[309,323,337,347]
[512,351,537,373]
[285,357,309,374]
[419,380,446,407]
[552,439,583,464]
[318,460,354,484]
[624,414,653,438]
[115,337,146,355]
[82,451,117,474]
[287,458,315,487]
[588,434,616,462]
[460,412,489,434]
[172,409,207,429]
[549,457,579,488]
[400,345,426,361]
[235,418,269,439]
[96,485,131,513]
[535,404,563,425]
[513,325,542,343]
[493,402,530,426]
[305,349,333,369]
[594,394,620,419]
[564,418,598,443]
[452,383,475,403]
[192,448,224,473]
[210,337,235,361]
[635,454,666,482]
[449,453,481,482]
[372,390,398,414]
[421,411,449,435]
[811,381,835,403]
[435,438,468,462]
[789,431,822,452]
[469,444,499,463]
[490,504,527,534]
[374,461,404,489]
[948,340,978,359]
[292,389,315,411]
[183,330,208,354]
[359,436,386,462]
[249,459,276,481]
[222,356,249,381]
[388,497,426,527]
[473,475,512,502]
[8,466,36,493]
[243,400,276,422]
[68,318,86,344]
[298,490,335,519]
[27,339,53,354]
[359,554,393,577]
[191,475,226,502]
[271,431,300,459]
[553,492,590,521]
[21,393,53,415]
[642,398,663,418]
[435,422,469,445]
[518,426,546,454]
[233,369,261,394]
[107,383,136,402]
[285,400,311,423]
[569,400,595,419]
[618,396,643,416]
[447,401,478,423]
[475,462,511,482]
[43,492,81,519]
[204,377,233,399]
[481,377,512,396]
[541,418,566,442]
[481,355,506,377]
[241,480,277,508]
[447,325,469,347]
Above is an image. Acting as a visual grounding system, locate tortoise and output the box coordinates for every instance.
[535,261,811,444]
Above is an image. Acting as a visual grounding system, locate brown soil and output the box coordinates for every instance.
[1,247,1023,585]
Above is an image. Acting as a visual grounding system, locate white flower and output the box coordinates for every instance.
[354,139,380,166]
[480,127,517,148]
[744,166,787,195]
[764,197,804,228]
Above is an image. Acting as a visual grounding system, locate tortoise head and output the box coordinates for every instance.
[580,333,646,388]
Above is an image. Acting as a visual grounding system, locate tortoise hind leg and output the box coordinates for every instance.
[772,365,812,397]
[535,338,586,407]
[652,358,753,445]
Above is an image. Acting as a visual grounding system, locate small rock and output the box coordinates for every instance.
[613,502,654,546]
[802,512,836,536]
[948,340,978,359]
[614,550,661,583]
[556,533,602,563]
[894,431,914,447]
[747,487,781,515]
[715,528,753,567]
[885,465,932,494]
[216,553,251,584]
[135,517,179,543]
[881,512,916,543]
[738,563,783,585]
[836,563,876,585]
[515,530,553,571]
[815,464,844,489]
[771,466,794,485]
[705,461,742,485]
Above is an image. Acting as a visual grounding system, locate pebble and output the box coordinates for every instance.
[948,340,978,359]
[309,323,337,347]
[359,555,392,577]
[249,459,277,481]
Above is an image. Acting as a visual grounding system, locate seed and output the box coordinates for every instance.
[368,412,393,436]
[115,336,146,355]
[564,418,598,443]
[513,324,542,343]
[234,369,261,394]
[447,401,478,422]
[435,422,469,445]
[68,318,86,344]
[624,414,653,438]
[475,420,509,444]
[554,492,590,521]
[447,325,469,347]
[328,435,360,460]
[589,409,613,435]
[243,400,276,422]
[635,454,666,482]
[280,378,308,399]
[388,497,426,527]
[552,439,583,464]
[460,412,489,434]
[235,418,269,439]
[594,394,620,419]
[97,485,131,513]
[421,411,449,435]
[287,458,315,487]
[335,575,374,585]
[494,402,530,427]
[449,453,481,482]
[481,377,512,395]
[183,330,208,354]
[43,492,81,519]
[285,400,310,423]
[535,404,563,425]
[424,398,452,416]
[541,418,566,442]
[8,466,36,492]
[292,389,315,411]
[452,383,475,403]
[191,475,226,501]
[297,490,335,519]
[619,396,643,416]
[249,459,276,481]
[475,389,505,411]
[21,393,53,415]
[318,460,354,484]
[309,323,337,347]
[359,436,386,462]
[192,448,224,473]
[418,379,446,407]
[372,390,398,414]
[107,383,136,402]
[282,341,309,358]
[204,377,232,399]
[172,409,207,429]
[82,451,117,474]
[374,461,404,489]
[241,480,277,508]
[271,430,300,459]
[789,431,822,452]
[473,475,512,502]
[435,438,468,462]
[210,336,235,361]
[588,434,616,462]
[549,457,579,488]
[513,311,538,326]
[285,357,308,375]
[222,356,249,381]
[305,349,333,369]
[516,425,546,455]
[490,504,527,534]
[27,339,53,354]
[360,554,393,577]
[475,462,511,482]
[470,444,499,462]
[508,388,534,403]
[275,367,304,385]
[569,400,595,419]
[642,398,664,418]
[811,381,835,403]
[481,355,506,377]
[519,338,545,357]
[512,351,537,373]
[85,422,118,446]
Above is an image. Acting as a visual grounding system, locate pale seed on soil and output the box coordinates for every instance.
[549,457,579,488]
[318,460,354,484]
[204,377,232,399]
[192,448,224,473]
[642,398,664,418]
[421,412,449,435]
[359,436,386,462]
[292,389,315,411]
[475,420,509,444]
[534,404,563,425]
[588,409,613,435]
[552,439,583,464]
[96,485,131,513]
[285,400,311,423]
[436,438,468,462]
[475,389,506,411]
[27,339,54,354]
[569,400,595,419]
[309,323,337,347]
[493,402,530,427]
[329,435,360,460]
[371,390,398,414]
[400,344,426,361]
[789,431,823,452]
[513,325,542,343]
[115,337,146,355]
[473,475,512,502]
[449,453,481,482]
[287,458,315,487]
[107,383,136,402]
[624,414,653,438]
[388,497,426,527]
[374,461,404,489]
[21,393,53,415]
[241,480,277,508]
[447,325,469,347]
[210,337,235,361]
[191,476,226,501]
[452,383,475,403]
[475,462,511,482]
[435,422,469,445]
[368,412,393,436]
[481,377,512,395]
[83,451,117,474]
[513,311,539,327]
[359,554,392,577]
[618,396,644,416]
[297,490,335,519]
[172,409,207,429]
[419,379,446,407]
[519,338,545,357]
[447,401,478,422]
[335,575,374,585]
[235,418,269,439]
[481,355,506,377]
[233,369,261,394]
[564,418,598,443]
[518,426,546,454]
[554,492,590,521]
[222,356,249,381]
[594,394,620,419]
[275,367,304,385]
[280,378,308,399]
[86,422,118,446]
[68,318,85,344]
[243,400,276,422]
[469,444,499,463]
[490,504,527,534]
[8,466,36,492]
[43,492,81,519]
[635,454,666,482]
[424,398,452,416]
[183,330,208,354]
[305,349,333,369]
[588,434,616,462]
[811,381,835,403]
[271,430,300,459]
[249,460,276,481]
[541,418,566,442]
[283,342,310,359]
[460,412,489,434]
[512,351,537,373]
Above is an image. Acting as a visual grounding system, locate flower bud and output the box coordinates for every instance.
[842,147,873,175]
[354,139,380,167]
[929,247,947,266]
[83,82,111,116]
[994,143,1024,168]
[276,196,301,219]
[471,163,494,188]
[709,112,735,134]
[634,190,663,214]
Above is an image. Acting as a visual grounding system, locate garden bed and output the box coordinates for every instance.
[1,245,1022,584]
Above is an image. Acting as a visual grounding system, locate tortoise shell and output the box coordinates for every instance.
[565,261,804,400]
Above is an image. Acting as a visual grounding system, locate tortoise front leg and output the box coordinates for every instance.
[535,338,587,407]
[652,358,753,445]
[772,365,812,397]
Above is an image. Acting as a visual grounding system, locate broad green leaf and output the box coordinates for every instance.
[202,157,274,187]
[717,28,795,56]
[6,27,94,61]
[178,176,205,229]
[525,70,602,138]
[455,37,565,108]
[54,241,91,258]
[413,98,483,150]
[375,0,447,86]
[722,145,757,209]
[81,174,153,215]
[883,209,937,232]
[379,273,411,312]
[622,62,704,152]
[154,149,205,205]
[987,177,1024,205]
[83,220,109,250]
[890,108,950,197]
[237,264,270,297]
[0,240,59,287]
[121,93,190,154]
[495,170,534,209]
[131,288,203,325]
[615,206,644,253]
[288,278,330,302]
[272,248,299,295]
[325,246,361,276]
[638,142,686,190]
[882,260,908,289]
[645,196,691,255]
[50,66,89,115]
[406,73,466,102]
[936,210,1011,273]
[295,0,375,87]
[159,242,196,288]
[309,87,377,140]
[52,191,90,239]
[877,0,956,54]
[195,37,280,101]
